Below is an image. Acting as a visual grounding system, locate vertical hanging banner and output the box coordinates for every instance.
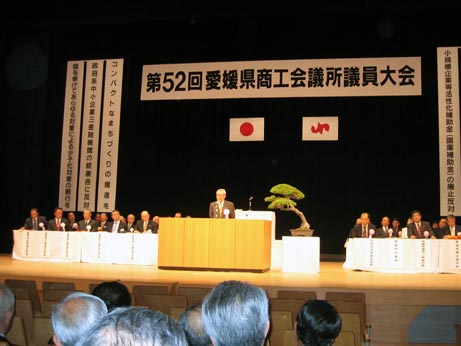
[97,59,124,212]
[59,61,84,211]
[77,60,104,211]
[438,47,461,215]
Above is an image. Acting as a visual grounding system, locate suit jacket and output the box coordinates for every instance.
[135,220,158,234]
[407,221,434,238]
[106,221,128,233]
[96,221,110,232]
[209,200,235,219]
[349,223,378,238]
[375,227,390,238]
[437,225,461,238]
[24,216,48,230]
[48,218,72,231]
[125,223,136,232]
[77,219,98,232]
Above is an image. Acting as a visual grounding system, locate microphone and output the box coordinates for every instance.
[369,229,375,238]
[249,196,253,210]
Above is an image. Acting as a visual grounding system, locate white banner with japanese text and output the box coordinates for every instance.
[97,59,124,212]
[141,57,421,101]
[59,61,84,211]
[438,47,461,215]
[77,60,104,211]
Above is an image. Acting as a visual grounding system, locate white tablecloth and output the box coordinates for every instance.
[12,230,158,266]
[13,230,82,262]
[344,238,461,273]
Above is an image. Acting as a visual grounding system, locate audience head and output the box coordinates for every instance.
[51,292,108,346]
[0,285,15,335]
[179,302,212,346]
[295,300,341,346]
[202,280,270,346]
[91,281,131,312]
[76,306,187,346]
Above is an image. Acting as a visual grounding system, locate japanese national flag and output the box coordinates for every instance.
[302,117,339,141]
[229,118,264,141]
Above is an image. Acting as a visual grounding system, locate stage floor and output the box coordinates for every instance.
[0,254,460,294]
[1,254,460,345]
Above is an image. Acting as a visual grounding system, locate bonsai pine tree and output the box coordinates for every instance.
[264,183,312,232]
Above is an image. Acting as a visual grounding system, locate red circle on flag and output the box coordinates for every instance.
[240,122,254,137]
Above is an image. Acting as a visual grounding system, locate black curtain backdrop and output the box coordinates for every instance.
[1,5,460,254]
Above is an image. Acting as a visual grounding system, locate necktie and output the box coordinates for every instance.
[144,222,147,232]
[219,202,223,217]
[57,219,61,231]
[362,225,366,238]
[417,223,421,237]
[33,219,37,230]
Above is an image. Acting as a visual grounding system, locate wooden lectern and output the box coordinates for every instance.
[158,218,271,272]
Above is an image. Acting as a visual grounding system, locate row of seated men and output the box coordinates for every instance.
[0,280,342,346]
[21,207,162,234]
[349,210,461,239]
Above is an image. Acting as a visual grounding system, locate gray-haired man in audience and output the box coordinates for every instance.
[51,292,108,346]
[76,306,187,346]
[202,280,270,346]
[179,302,212,346]
[0,285,15,346]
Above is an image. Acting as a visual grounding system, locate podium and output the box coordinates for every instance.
[235,210,276,241]
[158,218,271,272]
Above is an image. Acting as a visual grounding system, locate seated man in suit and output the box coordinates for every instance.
[135,210,158,233]
[391,217,402,237]
[109,210,127,233]
[125,214,136,232]
[209,188,235,219]
[96,212,110,232]
[22,207,49,230]
[407,210,436,239]
[76,209,98,231]
[438,214,461,238]
[48,207,72,231]
[67,212,76,227]
[349,212,377,238]
[377,216,392,238]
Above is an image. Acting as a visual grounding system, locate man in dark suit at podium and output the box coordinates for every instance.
[349,212,377,238]
[48,207,72,231]
[23,207,48,230]
[209,188,235,219]
[407,210,435,239]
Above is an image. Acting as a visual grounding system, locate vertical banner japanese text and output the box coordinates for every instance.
[438,47,461,215]
[59,61,84,211]
[97,59,124,212]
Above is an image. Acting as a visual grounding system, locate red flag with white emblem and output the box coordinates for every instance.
[229,118,264,141]
[302,117,339,141]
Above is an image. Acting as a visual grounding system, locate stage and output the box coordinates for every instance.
[1,254,460,345]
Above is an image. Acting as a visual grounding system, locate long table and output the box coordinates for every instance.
[343,238,461,273]
[12,230,158,265]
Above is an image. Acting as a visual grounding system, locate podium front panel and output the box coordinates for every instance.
[208,219,235,269]
[158,218,185,267]
[184,218,210,268]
